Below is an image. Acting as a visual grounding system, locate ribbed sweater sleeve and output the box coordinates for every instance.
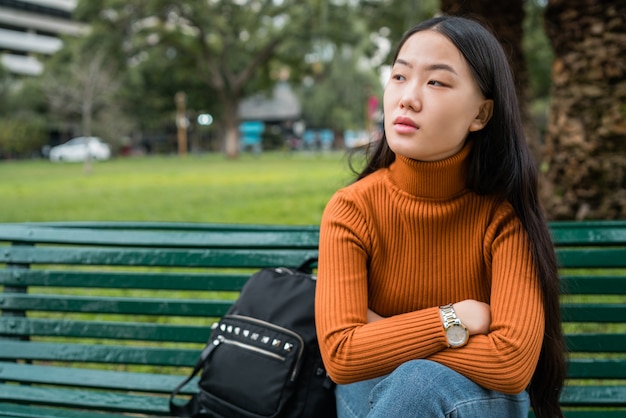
[314,147,544,394]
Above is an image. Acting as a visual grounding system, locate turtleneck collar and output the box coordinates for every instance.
[387,142,471,199]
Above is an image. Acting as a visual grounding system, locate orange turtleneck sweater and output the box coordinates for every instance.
[315,144,544,394]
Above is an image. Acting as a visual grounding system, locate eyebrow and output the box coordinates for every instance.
[394,59,458,75]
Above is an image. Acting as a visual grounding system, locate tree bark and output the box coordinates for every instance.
[542,0,626,219]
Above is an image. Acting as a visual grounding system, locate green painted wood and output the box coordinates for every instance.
[0,317,210,343]
[560,386,626,406]
[530,411,626,418]
[0,403,132,418]
[0,341,199,366]
[0,385,171,415]
[0,224,319,248]
[18,220,626,243]
[1,294,234,317]
[0,269,249,291]
[561,275,626,295]
[21,221,321,232]
[6,296,625,323]
[1,220,625,417]
[561,304,626,322]
[0,362,197,394]
[556,248,626,268]
[6,358,618,389]
[567,359,626,379]
[566,334,626,352]
[0,246,318,268]
[549,220,626,245]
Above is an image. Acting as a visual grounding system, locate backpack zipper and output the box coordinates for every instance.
[224,314,305,382]
[215,335,286,362]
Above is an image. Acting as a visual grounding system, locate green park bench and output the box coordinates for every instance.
[0,220,625,417]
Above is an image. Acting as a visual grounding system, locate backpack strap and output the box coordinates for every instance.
[296,257,318,274]
[169,338,220,417]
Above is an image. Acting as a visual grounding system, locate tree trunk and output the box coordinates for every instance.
[439,0,541,160]
[541,0,626,220]
[221,98,241,159]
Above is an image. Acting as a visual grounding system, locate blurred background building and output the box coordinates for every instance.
[0,0,85,76]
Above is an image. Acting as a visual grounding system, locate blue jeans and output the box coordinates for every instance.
[336,360,530,418]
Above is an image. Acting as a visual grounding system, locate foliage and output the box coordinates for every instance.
[38,36,131,148]
[73,0,364,158]
[74,1,215,142]
[0,114,47,158]
[523,0,553,100]
[360,0,439,64]
[1,0,556,161]
[300,45,382,132]
[0,66,11,115]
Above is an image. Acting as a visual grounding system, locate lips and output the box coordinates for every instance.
[393,116,417,128]
[392,116,419,133]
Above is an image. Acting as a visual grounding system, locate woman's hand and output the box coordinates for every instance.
[369,301,491,335]
[367,309,384,323]
[452,300,491,335]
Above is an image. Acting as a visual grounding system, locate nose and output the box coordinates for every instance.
[399,87,422,111]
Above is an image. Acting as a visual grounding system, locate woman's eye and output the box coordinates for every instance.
[428,80,446,87]
[392,74,406,81]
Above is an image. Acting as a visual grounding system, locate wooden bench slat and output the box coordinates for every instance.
[22,220,321,232]
[557,411,626,418]
[1,294,234,317]
[561,275,626,295]
[33,219,626,242]
[567,358,626,379]
[0,269,249,291]
[0,362,197,394]
[561,304,626,322]
[0,341,198,366]
[550,220,626,245]
[566,334,626,352]
[0,385,170,415]
[3,271,623,294]
[1,246,318,268]
[9,297,623,323]
[0,317,210,343]
[0,402,133,418]
[0,224,319,248]
[560,386,626,406]
[556,248,626,268]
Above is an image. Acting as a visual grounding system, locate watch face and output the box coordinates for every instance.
[446,325,468,347]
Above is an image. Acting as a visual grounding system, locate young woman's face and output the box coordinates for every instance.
[383,29,493,162]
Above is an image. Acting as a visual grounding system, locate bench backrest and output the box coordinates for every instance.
[1,221,625,415]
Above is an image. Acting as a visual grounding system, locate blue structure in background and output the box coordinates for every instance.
[302,129,334,150]
[239,121,265,152]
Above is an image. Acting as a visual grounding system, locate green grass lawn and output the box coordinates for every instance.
[0,151,360,225]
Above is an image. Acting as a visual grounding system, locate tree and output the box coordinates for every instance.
[76,0,359,158]
[44,47,120,140]
[41,36,126,171]
[541,0,626,219]
[300,44,383,145]
[360,0,439,50]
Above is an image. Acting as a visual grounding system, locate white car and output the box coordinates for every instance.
[49,137,111,162]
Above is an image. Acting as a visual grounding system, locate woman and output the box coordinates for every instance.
[315,15,566,418]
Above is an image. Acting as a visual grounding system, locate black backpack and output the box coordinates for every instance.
[169,258,337,418]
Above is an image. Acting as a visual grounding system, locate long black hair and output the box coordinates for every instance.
[355,16,566,418]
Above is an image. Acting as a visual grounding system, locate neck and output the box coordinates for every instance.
[387,143,471,199]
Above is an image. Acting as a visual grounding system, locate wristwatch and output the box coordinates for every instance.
[440,303,469,348]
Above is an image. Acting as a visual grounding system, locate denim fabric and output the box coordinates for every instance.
[335,359,530,418]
